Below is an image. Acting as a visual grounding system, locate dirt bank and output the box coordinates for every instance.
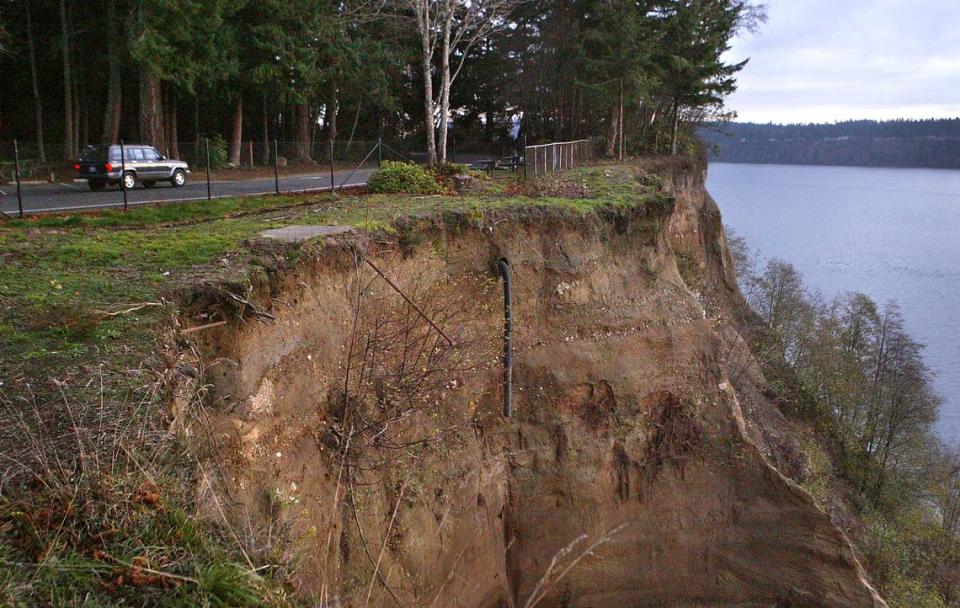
[178,160,886,607]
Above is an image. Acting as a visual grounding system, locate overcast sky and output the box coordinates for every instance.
[723,0,960,124]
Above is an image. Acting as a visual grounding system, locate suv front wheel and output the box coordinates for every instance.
[122,172,137,190]
[171,169,187,187]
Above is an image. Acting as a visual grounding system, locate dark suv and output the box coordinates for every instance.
[74,144,190,191]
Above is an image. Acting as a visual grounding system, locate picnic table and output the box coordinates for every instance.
[469,155,523,174]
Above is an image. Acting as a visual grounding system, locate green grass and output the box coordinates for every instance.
[0,162,671,606]
[7,192,325,230]
[1,163,673,399]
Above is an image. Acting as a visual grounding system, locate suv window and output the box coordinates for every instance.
[128,148,145,161]
[79,145,109,163]
[143,148,161,161]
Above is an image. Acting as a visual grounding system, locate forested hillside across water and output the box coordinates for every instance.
[702,119,960,169]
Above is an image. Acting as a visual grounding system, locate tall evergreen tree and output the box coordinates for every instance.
[0,0,762,161]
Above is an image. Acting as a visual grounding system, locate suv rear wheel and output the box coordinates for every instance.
[122,172,137,190]
[171,169,187,187]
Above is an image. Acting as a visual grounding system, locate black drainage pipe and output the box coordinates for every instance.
[498,258,513,417]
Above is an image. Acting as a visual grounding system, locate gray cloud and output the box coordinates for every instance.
[724,0,960,123]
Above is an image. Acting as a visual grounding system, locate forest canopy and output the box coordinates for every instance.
[0,0,763,166]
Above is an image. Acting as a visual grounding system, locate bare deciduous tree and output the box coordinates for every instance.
[389,0,519,166]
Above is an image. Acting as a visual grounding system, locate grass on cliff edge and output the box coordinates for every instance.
[0,162,672,606]
[0,163,669,380]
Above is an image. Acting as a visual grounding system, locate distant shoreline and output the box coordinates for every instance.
[701,119,960,170]
[706,159,960,172]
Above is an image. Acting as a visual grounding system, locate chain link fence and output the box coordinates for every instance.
[0,139,406,217]
[523,138,603,178]
[0,135,606,217]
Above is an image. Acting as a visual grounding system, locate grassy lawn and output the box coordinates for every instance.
[0,162,671,606]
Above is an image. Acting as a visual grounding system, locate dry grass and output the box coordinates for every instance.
[0,363,294,606]
[521,524,628,608]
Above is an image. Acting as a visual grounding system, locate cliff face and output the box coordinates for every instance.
[181,160,886,607]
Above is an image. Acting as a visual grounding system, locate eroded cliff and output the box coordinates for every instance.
[179,160,886,607]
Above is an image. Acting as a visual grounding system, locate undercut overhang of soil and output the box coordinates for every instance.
[177,161,887,607]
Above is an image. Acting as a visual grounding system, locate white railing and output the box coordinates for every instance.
[524,139,592,178]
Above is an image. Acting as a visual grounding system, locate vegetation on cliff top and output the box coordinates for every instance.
[0,164,672,606]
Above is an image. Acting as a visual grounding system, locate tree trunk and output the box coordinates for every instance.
[101,0,122,143]
[60,0,75,160]
[167,94,179,159]
[26,3,46,162]
[325,86,338,143]
[670,102,680,156]
[485,99,494,143]
[345,101,361,157]
[81,94,89,147]
[438,67,453,163]
[139,71,165,149]
[605,103,619,158]
[437,12,453,165]
[193,96,201,158]
[73,75,81,152]
[295,103,311,162]
[260,96,271,166]
[420,31,437,166]
[229,94,243,166]
[618,79,625,160]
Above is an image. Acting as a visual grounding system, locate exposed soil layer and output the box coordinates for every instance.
[180,160,886,607]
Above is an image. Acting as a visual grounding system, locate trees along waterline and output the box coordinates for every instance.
[731,237,959,604]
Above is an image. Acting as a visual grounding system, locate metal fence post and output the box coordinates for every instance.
[205,137,212,201]
[273,140,280,194]
[13,139,23,219]
[120,139,128,211]
[329,140,335,191]
[523,136,527,181]
[377,138,382,168]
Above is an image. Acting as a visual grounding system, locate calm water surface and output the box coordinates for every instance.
[707,162,960,442]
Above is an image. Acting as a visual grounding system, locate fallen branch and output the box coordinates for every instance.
[96,302,164,317]
[365,259,453,346]
[104,554,201,586]
[180,320,228,335]
[225,291,276,320]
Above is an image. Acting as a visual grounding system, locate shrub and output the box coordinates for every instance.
[367,161,443,194]
[206,134,230,169]
[434,162,469,178]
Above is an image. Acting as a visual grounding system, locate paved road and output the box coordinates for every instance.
[0,167,377,215]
